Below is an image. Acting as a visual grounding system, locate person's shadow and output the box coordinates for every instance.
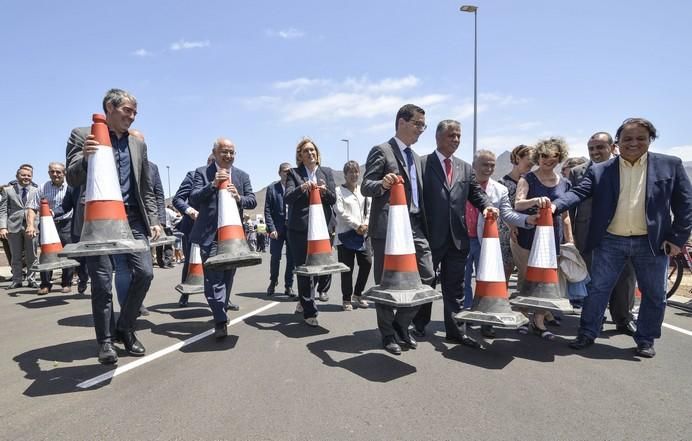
[245,312,330,338]
[307,330,417,383]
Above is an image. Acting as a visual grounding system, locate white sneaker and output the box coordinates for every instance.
[295,303,304,314]
[352,295,369,309]
[342,302,354,311]
[304,317,319,327]
[318,292,329,302]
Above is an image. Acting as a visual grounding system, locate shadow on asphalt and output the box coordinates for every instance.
[306,330,417,382]
[147,302,213,320]
[245,313,330,338]
[18,293,90,308]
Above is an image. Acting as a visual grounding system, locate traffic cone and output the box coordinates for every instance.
[31,199,81,272]
[510,207,573,312]
[293,186,349,276]
[362,177,440,307]
[456,213,528,328]
[175,243,204,294]
[203,178,261,271]
[60,114,147,257]
[631,284,642,320]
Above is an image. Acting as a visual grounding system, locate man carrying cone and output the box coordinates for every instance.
[65,88,162,364]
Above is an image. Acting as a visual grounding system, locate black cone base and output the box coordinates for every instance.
[293,262,350,277]
[59,239,148,258]
[149,235,176,248]
[509,296,573,313]
[204,252,262,271]
[455,310,528,328]
[175,283,204,294]
[31,258,81,272]
[363,285,441,307]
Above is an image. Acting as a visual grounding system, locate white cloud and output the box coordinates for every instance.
[266,28,305,39]
[170,39,210,51]
[273,78,332,91]
[657,144,692,161]
[132,48,152,57]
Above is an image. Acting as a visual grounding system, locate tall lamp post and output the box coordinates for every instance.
[341,139,350,162]
[166,165,171,200]
[460,4,478,157]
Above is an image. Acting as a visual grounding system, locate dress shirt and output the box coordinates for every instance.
[434,150,454,184]
[28,181,72,221]
[111,132,137,207]
[306,166,319,183]
[334,185,370,245]
[394,137,419,212]
[608,153,648,236]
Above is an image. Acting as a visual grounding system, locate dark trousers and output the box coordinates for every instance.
[70,233,89,285]
[1,237,11,265]
[337,244,372,301]
[200,241,236,324]
[584,251,635,325]
[418,243,468,339]
[371,215,434,339]
[40,219,74,289]
[287,229,318,319]
[269,231,294,289]
[87,214,153,343]
[180,233,191,283]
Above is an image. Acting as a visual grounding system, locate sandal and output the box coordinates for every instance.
[517,325,529,335]
[530,321,555,340]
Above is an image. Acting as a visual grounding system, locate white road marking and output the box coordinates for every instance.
[77,301,280,389]
[663,322,692,337]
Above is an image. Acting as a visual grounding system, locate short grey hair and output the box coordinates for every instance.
[213,138,233,150]
[473,149,496,164]
[436,119,461,136]
[48,162,65,170]
[102,88,137,113]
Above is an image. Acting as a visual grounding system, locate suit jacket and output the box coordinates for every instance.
[189,163,256,247]
[284,165,336,232]
[568,161,593,253]
[554,153,692,254]
[172,170,196,236]
[264,181,288,235]
[0,184,40,232]
[361,138,427,240]
[420,153,490,251]
[148,161,166,225]
[65,126,160,235]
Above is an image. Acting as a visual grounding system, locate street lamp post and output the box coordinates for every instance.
[341,139,350,162]
[166,165,171,200]
[460,4,478,157]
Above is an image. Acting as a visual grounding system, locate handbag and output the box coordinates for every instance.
[338,229,365,251]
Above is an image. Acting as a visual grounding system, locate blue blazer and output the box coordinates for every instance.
[172,170,196,236]
[554,153,692,255]
[264,181,287,235]
[189,163,256,247]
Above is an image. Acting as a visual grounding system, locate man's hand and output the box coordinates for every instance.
[269,231,278,240]
[188,208,199,220]
[83,135,100,158]
[0,228,8,240]
[150,225,162,241]
[662,240,681,256]
[526,214,539,225]
[25,225,37,238]
[381,173,399,190]
[356,224,368,235]
[227,183,241,202]
[483,207,499,219]
[213,170,230,189]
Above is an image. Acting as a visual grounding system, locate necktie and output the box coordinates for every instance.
[444,158,453,185]
[21,187,27,205]
[403,147,419,209]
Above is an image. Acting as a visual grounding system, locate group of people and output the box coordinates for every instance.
[2,88,690,365]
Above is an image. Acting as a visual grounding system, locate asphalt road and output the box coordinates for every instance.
[1,255,692,440]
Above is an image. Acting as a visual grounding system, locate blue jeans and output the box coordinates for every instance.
[463,237,481,309]
[580,233,667,346]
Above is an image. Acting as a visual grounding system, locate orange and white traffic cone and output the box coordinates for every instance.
[175,243,204,294]
[31,199,81,272]
[293,186,349,276]
[363,177,440,307]
[510,207,573,312]
[203,178,261,271]
[456,213,528,328]
[631,284,642,320]
[60,114,147,257]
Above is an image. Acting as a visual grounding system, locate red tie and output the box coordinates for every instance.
[444,158,452,185]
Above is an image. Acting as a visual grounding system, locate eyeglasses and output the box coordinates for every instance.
[540,153,560,159]
[409,120,427,131]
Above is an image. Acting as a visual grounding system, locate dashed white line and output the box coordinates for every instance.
[77,301,280,389]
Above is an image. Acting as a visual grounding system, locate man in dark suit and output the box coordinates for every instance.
[65,88,162,364]
[150,161,173,269]
[189,138,256,339]
[417,120,494,345]
[173,170,198,306]
[553,118,692,358]
[361,104,435,355]
[0,165,40,289]
[264,162,295,297]
[569,132,636,335]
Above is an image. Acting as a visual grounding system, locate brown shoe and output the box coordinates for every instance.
[37,287,49,295]
[61,286,72,294]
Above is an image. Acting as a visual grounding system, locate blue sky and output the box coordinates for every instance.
[2,0,690,194]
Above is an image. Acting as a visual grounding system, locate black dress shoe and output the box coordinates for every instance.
[117,330,146,356]
[7,281,22,290]
[393,323,417,349]
[568,335,595,350]
[383,337,402,355]
[77,281,88,294]
[285,287,297,299]
[267,283,276,296]
[410,327,426,338]
[635,343,655,358]
[98,342,118,364]
[178,294,189,307]
[481,325,496,339]
[445,334,482,349]
[616,321,637,336]
[214,322,228,339]
[226,302,240,311]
